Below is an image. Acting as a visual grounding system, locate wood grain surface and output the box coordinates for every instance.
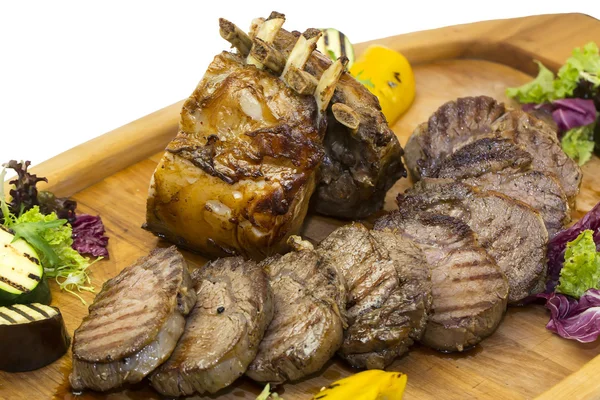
[1,12,599,400]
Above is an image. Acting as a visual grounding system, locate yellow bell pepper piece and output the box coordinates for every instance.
[349,45,416,124]
[310,369,408,400]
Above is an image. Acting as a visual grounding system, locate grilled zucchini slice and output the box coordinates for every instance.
[0,227,51,306]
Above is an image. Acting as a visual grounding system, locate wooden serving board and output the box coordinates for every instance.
[2,12,600,400]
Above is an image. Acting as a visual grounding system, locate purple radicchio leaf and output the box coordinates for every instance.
[71,214,109,257]
[551,98,597,131]
[546,201,600,293]
[540,289,600,342]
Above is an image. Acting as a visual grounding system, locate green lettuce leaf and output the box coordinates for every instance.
[561,123,596,166]
[507,42,600,103]
[556,230,600,299]
[506,60,555,103]
[555,42,600,99]
[13,206,95,303]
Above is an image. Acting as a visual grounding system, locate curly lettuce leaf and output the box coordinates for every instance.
[506,60,555,103]
[507,42,600,105]
[561,123,596,165]
[14,206,95,303]
[556,230,600,298]
[555,42,600,99]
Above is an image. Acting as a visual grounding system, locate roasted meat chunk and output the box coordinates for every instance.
[404,96,582,205]
[150,257,273,396]
[69,247,196,392]
[318,223,431,369]
[246,237,346,384]
[374,213,509,352]
[145,13,346,259]
[271,25,405,219]
[398,180,548,302]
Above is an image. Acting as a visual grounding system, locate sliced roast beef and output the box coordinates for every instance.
[462,171,570,236]
[434,138,533,180]
[398,180,548,302]
[404,96,582,204]
[150,256,273,396]
[429,136,570,235]
[70,247,196,392]
[246,238,346,384]
[490,109,581,203]
[404,96,506,180]
[374,212,509,352]
[318,223,431,369]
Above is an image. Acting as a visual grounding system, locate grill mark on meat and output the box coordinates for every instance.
[375,212,508,352]
[434,300,496,314]
[151,257,273,396]
[247,246,345,383]
[318,223,431,369]
[451,272,505,282]
[69,247,196,392]
[398,180,548,303]
[76,307,160,333]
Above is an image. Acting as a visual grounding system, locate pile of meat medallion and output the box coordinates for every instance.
[68,96,582,397]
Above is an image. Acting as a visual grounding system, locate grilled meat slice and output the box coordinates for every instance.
[398,180,548,302]
[246,239,346,384]
[404,96,582,204]
[462,171,570,237]
[318,223,431,369]
[428,136,570,235]
[70,247,196,392]
[404,96,505,180]
[434,138,533,179]
[490,109,581,204]
[374,212,509,352]
[246,20,406,219]
[150,257,273,396]
[146,14,346,259]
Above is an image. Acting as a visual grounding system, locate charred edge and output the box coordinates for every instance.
[435,300,498,313]
[0,276,29,292]
[0,311,17,324]
[267,11,285,20]
[7,305,35,321]
[451,272,505,282]
[27,303,50,318]
[23,253,41,265]
[27,272,41,281]
[303,28,322,40]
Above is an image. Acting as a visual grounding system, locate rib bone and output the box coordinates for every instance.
[315,57,348,113]
[286,67,318,95]
[219,18,253,56]
[281,28,322,81]
[247,12,285,68]
[332,103,360,130]
[249,38,286,74]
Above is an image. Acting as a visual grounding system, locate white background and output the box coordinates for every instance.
[1,1,599,166]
